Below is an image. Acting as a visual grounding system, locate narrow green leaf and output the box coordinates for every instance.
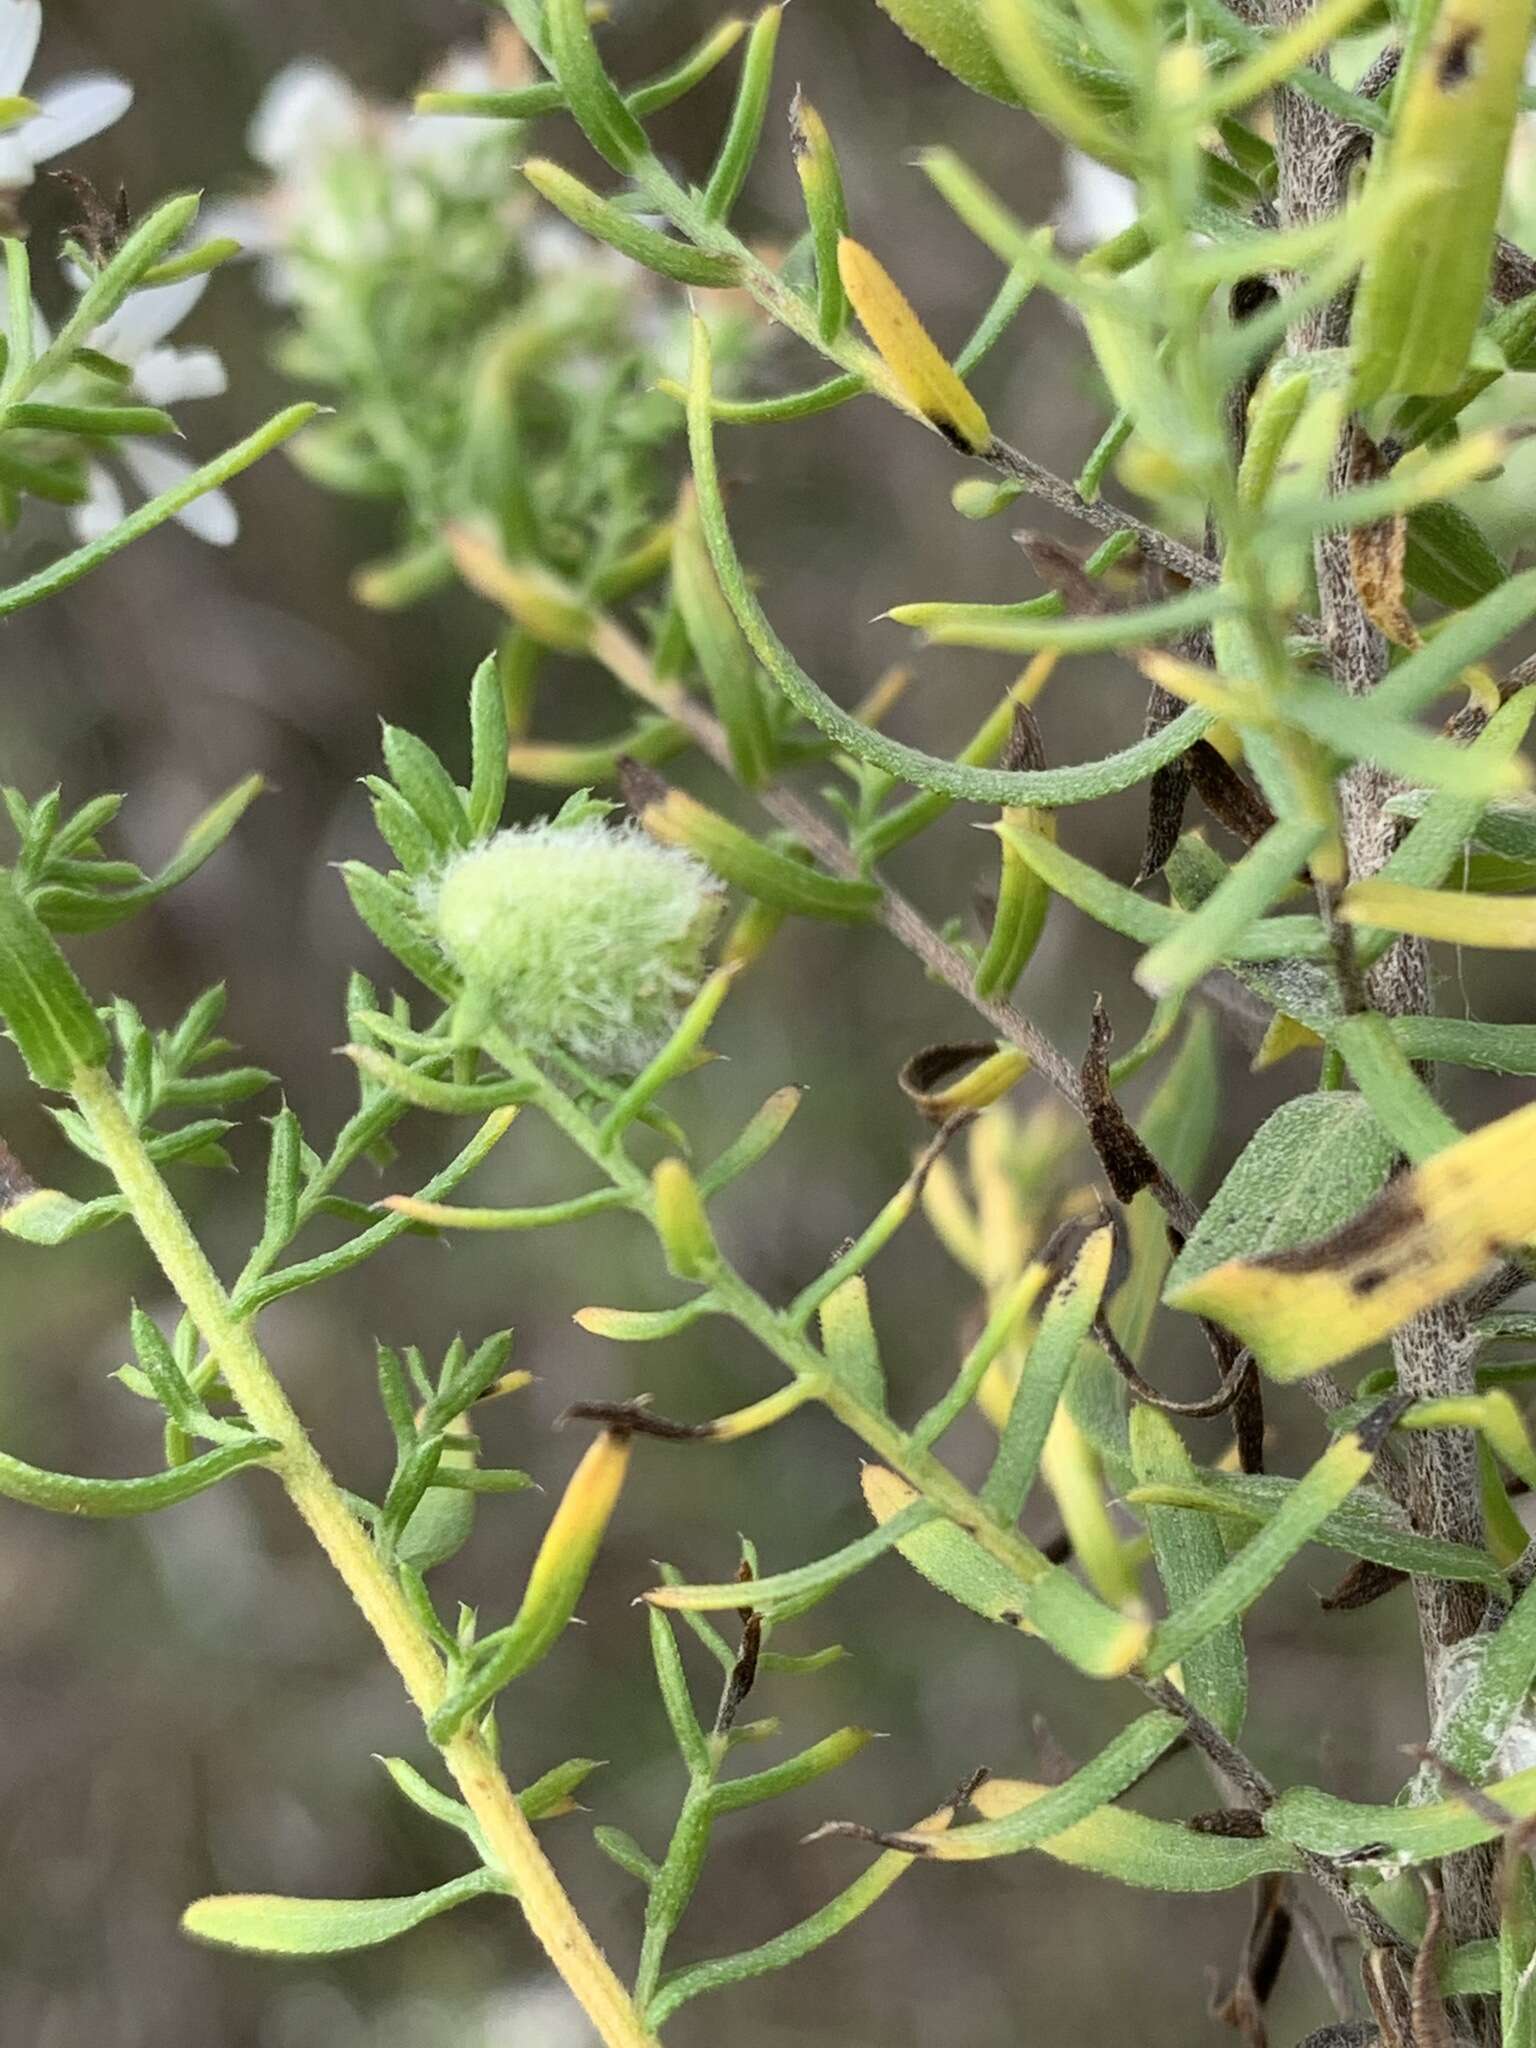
[817,1277,886,1410]
[893,582,1236,653]
[237,1110,516,1315]
[32,775,264,934]
[381,724,469,853]
[640,788,879,921]
[0,405,317,617]
[998,824,1330,960]
[649,1815,937,2025]
[1124,1469,1507,1591]
[697,1085,803,1196]
[711,1727,872,1814]
[686,312,1215,807]
[1267,1767,1536,1863]
[343,1043,532,1117]
[966,1777,1299,1890]
[875,1711,1184,1864]
[1351,0,1533,401]
[672,488,774,785]
[1129,1408,1248,1739]
[1142,1402,1405,1674]
[1373,568,1536,719]
[2,401,176,437]
[1406,501,1507,608]
[790,93,850,342]
[340,865,457,999]
[1330,1012,1461,1163]
[1134,817,1322,999]
[0,870,109,1086]
[545,0,650,168]
[0,1434,279,1516]
[523,160,737,285]
[182,1868,507,1955]
[1388,1018,1536,1075]
[647,1501,938,1617]
[982,1223,1115,1522]
[860,1466,1149,1677]
[702,6,780,220]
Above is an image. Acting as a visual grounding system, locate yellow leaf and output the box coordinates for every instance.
[1167,1099,1536,1377]
[1252,1012,1324,1070]
[1342,878,1536,948]
[836,236,993,452]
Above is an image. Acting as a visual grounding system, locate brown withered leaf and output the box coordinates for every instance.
[1189,1810,1268,1839]
[0,1136,38,1217]
[1187,740,1279,851]
[1346,428,1420,650]
[1137,754,1192,885]
[1136,626,1212,885]
[1204,1318,1266,1475]
[1081,998,1163,1204]
[1211,1874,1292,2048]
[1003,699,1046,774]
[1015,531,1121,615]
[560,1397,714,1442]
[1320,1558,1407,1612]
[714,1567,762,1737]
[1409,1881,1455,2048]
[49,169,133,263]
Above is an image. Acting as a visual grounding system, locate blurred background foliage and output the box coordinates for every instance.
[3,3,1532,2044]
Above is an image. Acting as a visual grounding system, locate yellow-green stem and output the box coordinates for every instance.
[70,1061,658,2048]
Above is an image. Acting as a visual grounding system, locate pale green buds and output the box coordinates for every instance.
[426,818,722,1073]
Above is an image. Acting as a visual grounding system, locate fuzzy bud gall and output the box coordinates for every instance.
[426,818,722,1073]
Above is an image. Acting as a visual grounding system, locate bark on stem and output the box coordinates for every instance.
[1267,1,1497,1997]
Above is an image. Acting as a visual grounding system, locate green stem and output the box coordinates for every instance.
[70,1060,658,2048]
[496,1046,1063,1593]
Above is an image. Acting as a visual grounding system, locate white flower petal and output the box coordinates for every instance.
[68,460,124,545]
[1056,148,1139,248]
[196,195,276,256]
[0,0,39,100]
[122,440,239,545]
[132,343,227,407]
[0,132,31,183]
[25,74,133,162]
[248,59,364,172]
[92,269,209,358]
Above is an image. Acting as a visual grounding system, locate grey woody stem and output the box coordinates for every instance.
[1268,0,1498,2005]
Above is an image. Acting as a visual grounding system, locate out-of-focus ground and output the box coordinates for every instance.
[2,5,1532,2045]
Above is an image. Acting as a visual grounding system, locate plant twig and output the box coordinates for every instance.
[69,1060,660,2048]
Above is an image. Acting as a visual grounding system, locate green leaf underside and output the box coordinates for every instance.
[1127,1469,1507,1589]
[1166,1094,1400,1291]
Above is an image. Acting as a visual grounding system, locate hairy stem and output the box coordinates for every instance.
[1268,0,1497,1994]
[70,1060,659,2048]
[486,1048,1401,1978]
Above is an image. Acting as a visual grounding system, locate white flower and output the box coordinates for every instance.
[69,269,236,546]
[398,48,506,175]
[248,58,370,178]
[0,0,130,189]
[1056,148,1139,248]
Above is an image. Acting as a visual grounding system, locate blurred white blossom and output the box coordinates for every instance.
[208,44,521,304]
[1056,148,1138,247]
[0,0,130,189]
